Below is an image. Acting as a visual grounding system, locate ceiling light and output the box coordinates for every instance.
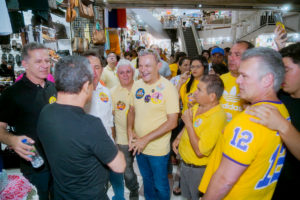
[198,4,202,8]
[281,4,291,12]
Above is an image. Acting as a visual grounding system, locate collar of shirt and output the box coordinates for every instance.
[193,104,223,118]
[22,73,50,89]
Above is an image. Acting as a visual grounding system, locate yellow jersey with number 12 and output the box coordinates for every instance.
[199,101,289,200]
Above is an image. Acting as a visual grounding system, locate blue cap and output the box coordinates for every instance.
[211,47,225,56]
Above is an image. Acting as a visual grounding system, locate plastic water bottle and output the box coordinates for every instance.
[22,139,44,168]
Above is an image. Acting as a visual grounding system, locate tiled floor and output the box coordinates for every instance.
[6,159,186,200]
[107,159,187,200]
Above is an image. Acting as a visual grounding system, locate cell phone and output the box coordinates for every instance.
[274,12,287,39]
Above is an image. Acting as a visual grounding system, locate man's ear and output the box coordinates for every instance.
[262,73,274,89]
[82,81,90,95]
[209,92,217,103]
[157,61,162,70]
[22,60,28,69]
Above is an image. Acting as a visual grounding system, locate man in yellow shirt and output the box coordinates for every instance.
[127,49,179,200]
[101,52,120,89]
[199,47,289,200]
[219,41,254,122]
[172,74,227,200]
[110,59,139,199]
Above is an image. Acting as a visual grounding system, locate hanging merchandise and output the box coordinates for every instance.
[6,0,19,11]
[66,0,77,22]
[104,28,110,53]
[107,29,121,55]
[0,0,13,35]
[78,0,94,19]
[92,21,106,45]
[116,9,126,28]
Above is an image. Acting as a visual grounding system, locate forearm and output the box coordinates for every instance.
[185,123,203,158]
[0,123,13,146]
[202,171,234,200]
[127,106,135,137]
[278,120,300,160]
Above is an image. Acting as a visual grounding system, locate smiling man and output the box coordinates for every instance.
[127,49,179,200]
[0,43,57,199]
[199,48,289,200]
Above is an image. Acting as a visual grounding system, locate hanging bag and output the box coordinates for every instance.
[78,0,94,19]
[92,21,106,45]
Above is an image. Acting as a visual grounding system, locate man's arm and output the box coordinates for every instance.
[127,105,137,148]
[107,150,126,173]
[172,126,185,155]
[182,108,204,158]
[130,113,178,155]
[246,104,300,160]
[0,122,34,161]
[202,156,247,200]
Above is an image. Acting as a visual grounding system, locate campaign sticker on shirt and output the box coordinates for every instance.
[117,101,126,110]
[99,92,109,102]
[136,88,145,99]
[226,112,233,122]
[144,95,151,103]
[49,96,56,104]
[151,92,163,104]
[188,93,195,102]
[156,83,165,91]
[194,118,202,128]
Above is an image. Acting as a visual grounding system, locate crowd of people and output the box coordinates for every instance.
[0,24,299,200]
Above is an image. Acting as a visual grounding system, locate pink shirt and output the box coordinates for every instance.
[16,73,55,83]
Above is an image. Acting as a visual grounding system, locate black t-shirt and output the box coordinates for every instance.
[272,90,300,199]
[0,75,56,173]
[37,103,118,200]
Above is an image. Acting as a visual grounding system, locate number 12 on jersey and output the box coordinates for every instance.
[230,127,253,152]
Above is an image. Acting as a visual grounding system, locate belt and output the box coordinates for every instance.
[181,160,206,169]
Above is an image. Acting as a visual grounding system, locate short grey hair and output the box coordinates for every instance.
[241,47,284,92]
[55,56,93,94]
[138,49,160,64]
[21,42,47,60]
[116,59,135,72]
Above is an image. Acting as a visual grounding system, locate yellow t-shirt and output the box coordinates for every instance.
[180,78,199,114]
[101,65,120,89]
[110,85,131,145]
[169,63,178,77]
[130,77,180,156]
[220,72,245,122]
[179,104,226,166]
[199,101,289,200]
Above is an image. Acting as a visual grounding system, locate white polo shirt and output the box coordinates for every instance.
[84,82,114,141]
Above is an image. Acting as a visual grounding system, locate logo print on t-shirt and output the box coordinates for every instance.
[156,83,165,91]
[136,88,145,99]
[151,92,163,104]
[223,86,240,103]
[99,92,109,102]
[194,118,202,127]
[144,95,151,103]
[49,96,57,104]
[117,101,126,110]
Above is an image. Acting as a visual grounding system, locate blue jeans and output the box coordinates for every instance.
[136,153,170,200]
[109,170,125,200]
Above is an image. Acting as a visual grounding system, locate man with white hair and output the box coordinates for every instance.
[111,59,140,199]
[199,48,289,200]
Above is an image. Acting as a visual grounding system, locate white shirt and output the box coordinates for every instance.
[84,83,114,141]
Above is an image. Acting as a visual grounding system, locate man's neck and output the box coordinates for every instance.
[108,64,116,70]
[26,73,46,87]
[145,75,160,85]
[251,91,280,104]
[121,82,134,91]
[230,71,239,78]
[291,89,300,99]
[56,92,86,108]
[197,101,218,115]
